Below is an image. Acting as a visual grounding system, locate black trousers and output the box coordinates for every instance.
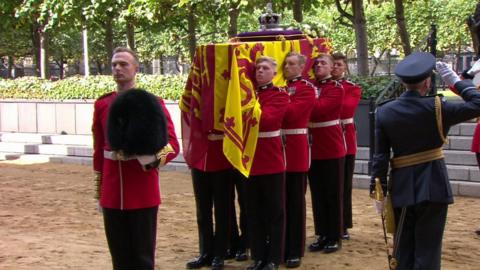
[394,202,448,270]
[308,158,344,240]
[343,154,355,229]
[191,168,233,257]
[245,173,286,264]
[229,171,248,251]
[285,172,307,258]
[103,206,158,270]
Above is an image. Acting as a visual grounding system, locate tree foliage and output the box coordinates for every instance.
[2,0,479,78]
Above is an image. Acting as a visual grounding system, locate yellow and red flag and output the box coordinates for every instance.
[180,37,330,176]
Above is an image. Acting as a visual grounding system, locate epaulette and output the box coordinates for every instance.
[424,93,446,102]
[343,79,357,86]
[333,80,342,88]
[277,86,287,93]
[300,79,316,89]
[377,98,394,106]
[96,91,115,100]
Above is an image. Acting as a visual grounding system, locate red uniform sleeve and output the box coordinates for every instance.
[92,100,105,174]
[159,99,180,165]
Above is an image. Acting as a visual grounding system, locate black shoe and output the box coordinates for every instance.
[285,257,301,268]
[476,228,480,236]
[245,260,265,270]
[342,229,350,240]
[323,240,341,254]
[186,254,212,269]
[308,236,328,252]
[211,257,224,270]
[235,249,248,261]
[225,249,236,260]
[262,262,279,270]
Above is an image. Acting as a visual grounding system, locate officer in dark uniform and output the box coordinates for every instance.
[371,52,480,270]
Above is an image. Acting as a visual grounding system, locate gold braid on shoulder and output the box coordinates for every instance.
[434,96,448,144]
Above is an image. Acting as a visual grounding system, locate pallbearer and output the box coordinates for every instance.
[331,53,362,240]
[245,56,289,270]
[308,54,345,254]
[281,52,316,268]
[185,133,234,270]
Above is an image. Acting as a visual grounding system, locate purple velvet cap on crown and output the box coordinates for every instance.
[234,30,305,42]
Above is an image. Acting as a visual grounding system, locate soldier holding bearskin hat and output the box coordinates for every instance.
[92,47,179,270]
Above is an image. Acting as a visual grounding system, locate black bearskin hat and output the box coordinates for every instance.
[107,88,168,156]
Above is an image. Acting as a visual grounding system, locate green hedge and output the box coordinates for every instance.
[0,74,188,101]
[348,75,394,99]
[0,74,392,100]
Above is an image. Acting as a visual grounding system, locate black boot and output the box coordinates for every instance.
[285,257,301,268]
[235,248,248,261]
[308,236,328,252]
[262,262,278,270]
[186,254,212,269]
[211,256,224,270]
[245,260,265,270]
[323,239,341,254]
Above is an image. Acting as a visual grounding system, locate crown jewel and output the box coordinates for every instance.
[258,3,283,31]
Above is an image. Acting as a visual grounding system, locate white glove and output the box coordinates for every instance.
[374,199,385,215]
[136,155,157,165]
[96,201,103,213]
[436,61,460,87]
[467,59,480,77]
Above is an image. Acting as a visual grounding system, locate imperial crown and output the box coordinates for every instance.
[258,3,283,31]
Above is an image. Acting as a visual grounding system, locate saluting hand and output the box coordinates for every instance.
[467,58,480,77]
[436,61,460,88]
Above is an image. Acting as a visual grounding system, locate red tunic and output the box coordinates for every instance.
[309,79,346,160]
[92,91,180,210]
[282,77,316,172]
[450,85,480,153]
[339,79,362,156]
[190,132,232,172]
[250,84,290,175]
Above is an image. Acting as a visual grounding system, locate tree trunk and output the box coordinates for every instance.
[96,59,103,75]
[394,0,412,56]
[370,49,386,76]
[352,0,369,76]
[293,0,303,23]
[59,55,64,79]
[104,16,114,74]
[31,23,41,76]
[39,27,49,79]
[187,5,197,61]
[467,3,480,56]
[126,17,135,50]
[228,1,240,38]
[7,56,14,79]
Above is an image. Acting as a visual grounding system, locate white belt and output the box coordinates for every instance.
[281,128,308,135]
[207,134,224,141]
[308,119,340,128]
[341,118,354,125]
[258,130,281,138]
[103,150,136,161]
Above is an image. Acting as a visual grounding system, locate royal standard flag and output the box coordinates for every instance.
[181,37,330,176]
